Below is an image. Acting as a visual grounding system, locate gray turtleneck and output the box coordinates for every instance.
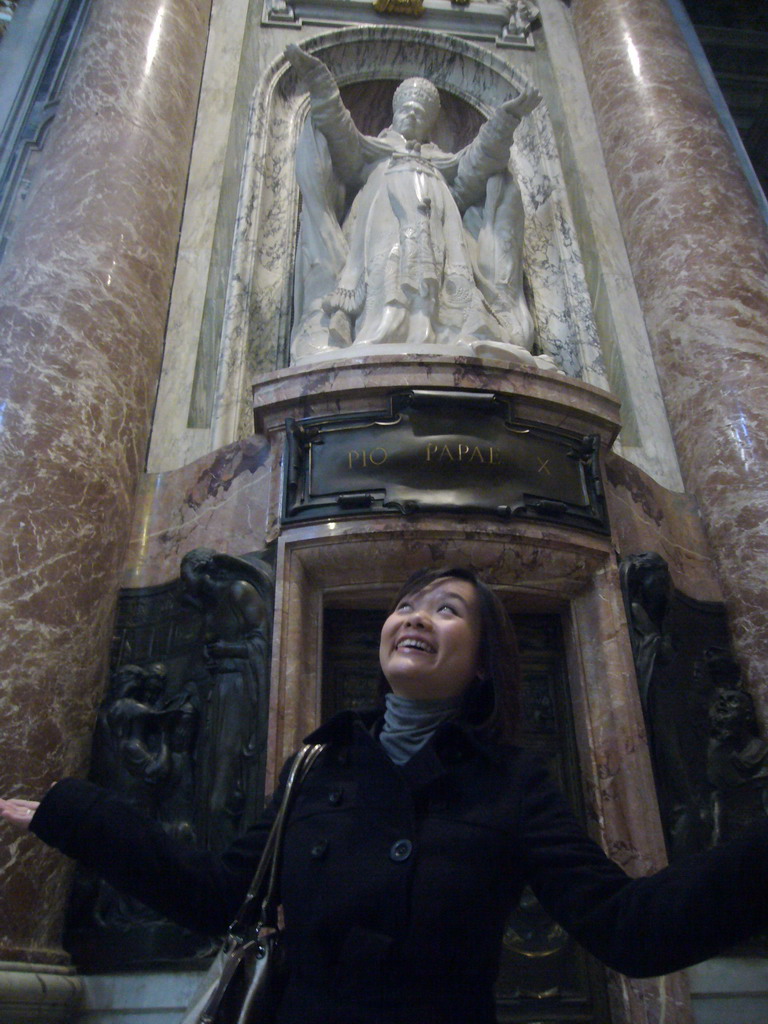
[379,693,461,765]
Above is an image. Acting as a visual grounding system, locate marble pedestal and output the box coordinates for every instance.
[0,962,82,1024]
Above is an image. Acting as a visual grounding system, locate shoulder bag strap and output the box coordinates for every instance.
[228,742,326,940]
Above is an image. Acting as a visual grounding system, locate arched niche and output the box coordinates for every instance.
[211,27,607,449]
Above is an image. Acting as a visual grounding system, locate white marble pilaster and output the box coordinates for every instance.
[536,0,683,491]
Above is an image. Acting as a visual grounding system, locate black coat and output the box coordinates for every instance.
[32,711,768,1024]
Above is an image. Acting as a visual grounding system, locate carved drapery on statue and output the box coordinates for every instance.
[505,0,539,38]
[620,552,768,871]
[707,666,768,846]
[180,549,272,855]
[90,663,199,832]
[65,549,274,969]
[287,46,557,371]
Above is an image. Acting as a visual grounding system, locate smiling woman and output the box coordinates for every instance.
[3,566,768,1024]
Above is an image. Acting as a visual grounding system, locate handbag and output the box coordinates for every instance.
[180,742,327,1024]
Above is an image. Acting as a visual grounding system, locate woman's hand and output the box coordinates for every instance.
[0,798,40,830]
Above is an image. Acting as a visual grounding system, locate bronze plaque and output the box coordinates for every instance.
[283,389,608,532]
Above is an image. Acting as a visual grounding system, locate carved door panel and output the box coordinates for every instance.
[323,609,612,1024]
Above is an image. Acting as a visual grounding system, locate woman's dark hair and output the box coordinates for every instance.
[380,566,522,743]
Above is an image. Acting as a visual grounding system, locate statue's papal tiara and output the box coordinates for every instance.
[393,78,441,119]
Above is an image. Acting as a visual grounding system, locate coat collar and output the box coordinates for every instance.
[304,708,509,769]
[303,708,377,746]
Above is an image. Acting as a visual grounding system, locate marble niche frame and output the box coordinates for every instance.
[264,517,692,1024]
[209,25,610,452]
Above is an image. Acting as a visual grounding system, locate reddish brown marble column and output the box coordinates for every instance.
[571,0,768,726]
[0,0,211,969]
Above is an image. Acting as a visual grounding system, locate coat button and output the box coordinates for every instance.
[328,788,343,805]
[389,839,412,862]
[311,839,328,859]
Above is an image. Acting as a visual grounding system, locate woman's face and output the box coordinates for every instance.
[379,577,483,700]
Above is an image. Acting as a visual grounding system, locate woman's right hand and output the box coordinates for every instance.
[0,798,40,830]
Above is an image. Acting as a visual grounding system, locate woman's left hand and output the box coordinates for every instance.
[0,798,40,830]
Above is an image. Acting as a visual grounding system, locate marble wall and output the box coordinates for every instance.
[604,452,724,604]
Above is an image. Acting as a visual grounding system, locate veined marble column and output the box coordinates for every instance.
[571,0,768,726]
[0,0,211,997]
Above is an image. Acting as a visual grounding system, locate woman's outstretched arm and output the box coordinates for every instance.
[518,754,768,976]
[1,776,285,936]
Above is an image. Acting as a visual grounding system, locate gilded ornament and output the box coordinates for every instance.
[372,0,425,17]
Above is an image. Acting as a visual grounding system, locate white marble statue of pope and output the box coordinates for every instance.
[285,45,556,370]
